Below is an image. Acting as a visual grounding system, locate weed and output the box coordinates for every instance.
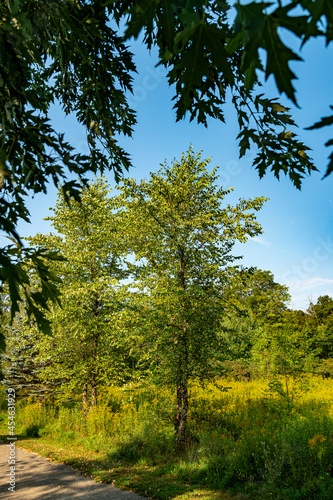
[3,376,333,499]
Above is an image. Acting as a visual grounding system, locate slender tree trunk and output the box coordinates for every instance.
[81,337,88,415]
[82,382,88,416]
[90,296,100,408]
[174,250,189,450]
[284,364,289,399]
[174,332,189,449]
[174,371,189,449]
[175,383,182,433]
[90,372,97,407]
[175,377,188,449]
[90,333,98,407]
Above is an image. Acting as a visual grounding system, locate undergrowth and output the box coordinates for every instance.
[2,376,333,499]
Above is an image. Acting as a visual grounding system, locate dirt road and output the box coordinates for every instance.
[0,442,147,499]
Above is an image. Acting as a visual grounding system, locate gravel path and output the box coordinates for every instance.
[0,442,147,499]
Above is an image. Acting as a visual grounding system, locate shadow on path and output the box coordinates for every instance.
[0,443,147,499]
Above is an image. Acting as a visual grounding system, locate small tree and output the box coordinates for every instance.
[118,148,267,447]
[28,178,129,410]
[1,313,61,400]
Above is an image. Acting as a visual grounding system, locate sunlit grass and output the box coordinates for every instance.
[2,375,333,499]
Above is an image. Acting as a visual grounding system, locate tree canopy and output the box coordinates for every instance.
[117,148,267,445]
[27,178,133,408]
[1,0,332,333]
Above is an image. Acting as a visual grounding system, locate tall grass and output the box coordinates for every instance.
[7,376,333,499]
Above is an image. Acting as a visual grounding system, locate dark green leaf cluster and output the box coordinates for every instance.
[0,0,136,330]
[121,0,324,184]
[0,245,64,340]
[1,0,332,335]
[235,94,313,189]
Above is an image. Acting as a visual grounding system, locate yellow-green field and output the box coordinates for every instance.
[2,376,333,499]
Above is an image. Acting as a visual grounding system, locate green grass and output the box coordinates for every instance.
[2,377,333,499]
[7,437,245,500]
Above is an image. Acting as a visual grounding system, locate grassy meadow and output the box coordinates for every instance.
[2,376,333,499]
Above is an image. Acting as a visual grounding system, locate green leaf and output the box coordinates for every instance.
[203,24,234,84]
[124,0,161,40]
[263,15,302,104]
[160,0,176,51]
[323,151,333,178]
[304,0,333,43]
[234,2,302,103]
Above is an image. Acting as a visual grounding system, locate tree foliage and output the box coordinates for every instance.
[0,0,135,333]
[121,0,330,181]
[305,295,333,362]
[118,148,267,446]
[1,0,331,331]
[219,267,291,367]
[1,315,60,400]
[27,178,132,408]
[221,288,333,383]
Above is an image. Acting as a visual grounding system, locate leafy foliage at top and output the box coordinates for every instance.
[25,178,140,402]
[1,0,332,333]
[117,149,267,387]
[0,0,136,330]
[121,0,331,181]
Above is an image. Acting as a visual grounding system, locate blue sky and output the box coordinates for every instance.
[18,32,333,311]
